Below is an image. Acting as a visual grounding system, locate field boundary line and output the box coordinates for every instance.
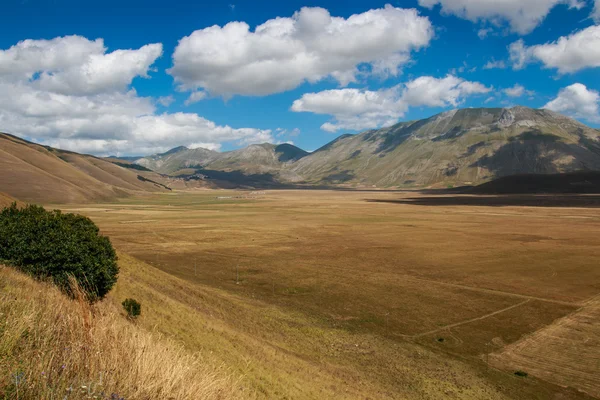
[399,276,581,307]
[412,299,531,338]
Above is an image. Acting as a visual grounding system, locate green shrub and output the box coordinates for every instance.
[0,203,118,301]
[122,298,141,319]
[514,370,528,377]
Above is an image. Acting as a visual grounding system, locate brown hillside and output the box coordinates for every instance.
[0,133,173,204]
[0,192,22,208]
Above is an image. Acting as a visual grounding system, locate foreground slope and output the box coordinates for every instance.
[0,265,234,399]
[0,133,174,203]
[292,107,600,187]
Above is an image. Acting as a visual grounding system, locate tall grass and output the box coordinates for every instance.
[0,265,235,399]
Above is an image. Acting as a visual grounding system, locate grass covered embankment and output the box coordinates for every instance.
[0,265,235,399]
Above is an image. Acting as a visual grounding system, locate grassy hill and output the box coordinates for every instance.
[0,133,178,203]
[0,192,22,208]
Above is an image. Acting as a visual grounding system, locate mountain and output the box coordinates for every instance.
[0,132,180,204]
[138,106,600,188]
[137,143,309,177]
[136,146,220,175]
[291,107,600,187]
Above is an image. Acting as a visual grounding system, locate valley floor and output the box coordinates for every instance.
[54,190,600,399]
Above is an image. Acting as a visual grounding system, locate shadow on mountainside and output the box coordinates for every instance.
[366,195,600,208]
[178,168,292,189]
[469,131,600,178]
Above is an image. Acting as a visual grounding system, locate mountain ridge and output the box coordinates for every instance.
[134,106,600,187]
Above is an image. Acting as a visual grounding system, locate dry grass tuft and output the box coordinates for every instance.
[0,265,235,400]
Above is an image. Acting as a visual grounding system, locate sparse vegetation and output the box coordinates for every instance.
[0,203,118,301]
[515,370,528,377]
[122,298,141,319]
[0,266,234,399]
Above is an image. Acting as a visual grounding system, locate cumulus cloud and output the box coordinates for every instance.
[418,0,584,34]
[544,83,600,122]
[0,36,272,155]
[503,84,534,97]
[510,25,600,73]
[168,5,434,97]
[291,75,491,132]
[0,36,163,95]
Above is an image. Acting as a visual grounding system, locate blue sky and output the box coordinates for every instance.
[1,0,599,155]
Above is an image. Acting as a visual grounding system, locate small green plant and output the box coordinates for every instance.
[122,298,141,319]
[514,370,528,377]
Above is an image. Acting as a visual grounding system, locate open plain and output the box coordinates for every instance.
[56,190,600,399]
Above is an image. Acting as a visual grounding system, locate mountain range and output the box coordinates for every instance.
[134,106,600,188]
[2,106,600,204]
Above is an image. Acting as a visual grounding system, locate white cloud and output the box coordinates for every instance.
[418,0,584,34]
[483,59,506,69]
[189,142,222,151]
[503,84,534,97]
[0,36,272,156]
[184,91,207,106]
[275,127,301,137]
[544,83,600,122]
[510,25,600,73]
[593,0,600,22]
[0,36,163,95]
[168,5,434,97]
[291,75,491,132]
[157,96,175,107]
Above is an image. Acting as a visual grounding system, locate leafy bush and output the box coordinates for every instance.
[514,370,528,377]
[122,298,141,319]
[0,203,118,301]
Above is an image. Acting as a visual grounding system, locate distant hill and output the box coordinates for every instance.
[135,107,600,188]
[137,143,309,178]
[0,133,179,203]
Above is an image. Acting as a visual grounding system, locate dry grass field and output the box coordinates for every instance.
[54,190,600,399]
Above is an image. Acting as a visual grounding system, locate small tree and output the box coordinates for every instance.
[122,298,141,319]
[0,203,119,301]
